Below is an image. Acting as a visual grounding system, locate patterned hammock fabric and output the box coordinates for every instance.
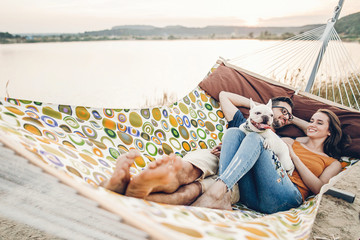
[0,65,359,240]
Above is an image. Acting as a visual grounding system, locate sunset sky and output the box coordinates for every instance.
[1,0,359,34]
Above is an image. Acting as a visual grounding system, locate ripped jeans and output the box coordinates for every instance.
[219,128,303,214]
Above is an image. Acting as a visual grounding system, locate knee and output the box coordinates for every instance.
[225,128,242,135]
[223,128,245,142]
[246,132,264,143]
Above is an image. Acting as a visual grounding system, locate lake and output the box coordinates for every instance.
[1,40,359,108]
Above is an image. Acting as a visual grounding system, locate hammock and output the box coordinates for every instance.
[0,59,359,239]
[1,3,360,239]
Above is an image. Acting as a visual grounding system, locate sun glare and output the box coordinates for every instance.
[243,18,259,27]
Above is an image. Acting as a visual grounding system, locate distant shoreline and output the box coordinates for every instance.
[2,12,360,44]
[1,35,359,45]
[0,36,294,44]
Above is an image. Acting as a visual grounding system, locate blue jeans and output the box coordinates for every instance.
[219,128,303,214]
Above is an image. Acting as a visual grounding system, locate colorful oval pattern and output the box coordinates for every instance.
[0,81,332,240]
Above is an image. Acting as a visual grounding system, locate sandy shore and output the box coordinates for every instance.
[0,216,62,240]
[1,163,359,240]
[311,163,360,240]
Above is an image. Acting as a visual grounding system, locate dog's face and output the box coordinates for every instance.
[247,99,273,132]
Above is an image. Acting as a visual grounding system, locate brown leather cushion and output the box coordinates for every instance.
[199,65,360,158]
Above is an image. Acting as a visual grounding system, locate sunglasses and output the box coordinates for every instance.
[272,106,294,120]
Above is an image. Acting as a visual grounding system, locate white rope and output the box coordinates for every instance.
[327,36,337,103]
[229,26,327,87]
[299,42,324,87]
[334,34,352,107]
[313,28,344,105]
[229,25,326,63]
[262,40,317,77]
[332,29,360,109]
[228,24,360,111]
[326,29,352,107]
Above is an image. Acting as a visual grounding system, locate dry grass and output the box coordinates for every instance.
[5,80,10,98]
[280,70,360,110]
[314,73,360,109]
[142,91,178,108]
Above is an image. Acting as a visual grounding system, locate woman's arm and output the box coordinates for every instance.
[285,141,342,195]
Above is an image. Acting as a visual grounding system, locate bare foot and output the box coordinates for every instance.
[125,153,182,198]
[145,182,202,205]
[150,155,202,193]
[101,150,140,194]
[191,180,232,210]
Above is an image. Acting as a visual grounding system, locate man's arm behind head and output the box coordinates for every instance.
[219,91,251,122]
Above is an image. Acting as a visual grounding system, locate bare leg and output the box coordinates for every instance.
[191,180,232,210]
[151,156,203,193]
[101,150,140,194]
[175,159,203,185]
[145,182,202,205]
[125,153,183,198]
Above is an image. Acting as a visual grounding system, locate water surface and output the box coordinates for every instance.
[1,40,359,108]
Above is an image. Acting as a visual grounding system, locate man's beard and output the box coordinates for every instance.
[272,119,282,129]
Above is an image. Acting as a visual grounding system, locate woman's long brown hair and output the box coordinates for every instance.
[317,109,351,159]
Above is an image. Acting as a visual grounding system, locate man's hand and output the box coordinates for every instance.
[210,144,222,158]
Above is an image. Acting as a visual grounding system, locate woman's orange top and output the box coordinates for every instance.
[289,140,336,200]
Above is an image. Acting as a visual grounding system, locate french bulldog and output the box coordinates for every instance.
[239,99,295,175]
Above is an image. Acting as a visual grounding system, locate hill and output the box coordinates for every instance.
[335,12,360,41]
[83,24,321,40]
[82,13,360,41]
[1,12,359,43]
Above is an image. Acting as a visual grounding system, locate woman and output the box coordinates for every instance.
[192,109,350,213]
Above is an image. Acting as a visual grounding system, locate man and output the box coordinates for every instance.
[219,91,307,130]
[104,91,307,205]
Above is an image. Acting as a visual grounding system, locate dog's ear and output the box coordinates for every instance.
[266,99,272,108]
[249,98,256,109]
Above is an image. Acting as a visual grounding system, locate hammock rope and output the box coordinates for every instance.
[228,24,360,111]
[330,28,360,108]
